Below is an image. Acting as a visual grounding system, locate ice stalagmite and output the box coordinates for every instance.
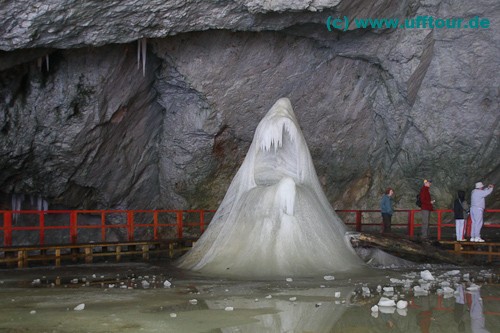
[177,98,365,278]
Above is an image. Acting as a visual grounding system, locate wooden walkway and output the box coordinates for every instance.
[439,240,500,263]
[1,238,498,269]
[0,239,196,268]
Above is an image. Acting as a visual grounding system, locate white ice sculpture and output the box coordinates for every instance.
[177,98,365,278]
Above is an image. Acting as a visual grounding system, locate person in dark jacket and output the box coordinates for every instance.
[453,190,469,241]
[380,187,394,233]
[419,179,435,239]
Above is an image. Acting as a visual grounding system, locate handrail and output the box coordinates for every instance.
[0,208,498,247]
[336,208,500,239]
[0,209,216,247]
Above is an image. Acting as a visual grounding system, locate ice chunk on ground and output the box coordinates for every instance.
[225,307,234,311]
[413,286,429,296]
[396,300,408,309]
[377,297,396,307]
[420,270,434,281]
[74,304,85,311]
[163,280,172,288]
[323,275,335,281]
[371,305,379,312]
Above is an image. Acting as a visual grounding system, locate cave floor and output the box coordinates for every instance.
[0,260,498,333]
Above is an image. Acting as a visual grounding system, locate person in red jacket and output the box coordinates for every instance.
[419,179,435,239]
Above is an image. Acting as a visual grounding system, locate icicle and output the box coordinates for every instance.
[137,39,141,70]
[141,38,147,77]
[258,117,297,153]
[37,195,43,211]
[11,193,23,223]
[42,199,48,211]
[137,38,147,76]
[45,54,49,71]
[12,194,18,223]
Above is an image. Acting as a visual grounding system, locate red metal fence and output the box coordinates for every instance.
[0,209,216,247]
[337,209,500,239]
[0,209,498,247]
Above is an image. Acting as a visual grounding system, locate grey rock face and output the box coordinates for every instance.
[0,0,408,51]
[0,0,498,223]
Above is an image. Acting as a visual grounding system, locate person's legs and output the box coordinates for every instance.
[421,210,430,239]
[470,207,483,240]
[476,209,484,241]
[455,219,464,241]
[382,213,391,233]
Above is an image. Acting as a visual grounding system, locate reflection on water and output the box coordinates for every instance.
[206,287,355,333]
[0,263,498,333]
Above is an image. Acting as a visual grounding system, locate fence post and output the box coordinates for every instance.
[101,211,106,242]
[355,211,362,232]
[127,211,134,241]
[437,210,442,240]
[70,211,77,244]
[153,211,158,240]
[4,211,12,246]
[39,211,45,245]
[200,210,205,234]
[176,211,183,239]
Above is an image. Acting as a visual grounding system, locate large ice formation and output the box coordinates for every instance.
[177,98,365,277]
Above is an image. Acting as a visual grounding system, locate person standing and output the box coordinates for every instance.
[470,182,494,242]
[380,187,394,233]
[419,179,435,239]
[453,190,469,241]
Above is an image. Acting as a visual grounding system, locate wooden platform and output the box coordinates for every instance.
[439,240,500,263]
[0,239,196,268]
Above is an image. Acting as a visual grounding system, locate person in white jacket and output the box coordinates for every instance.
[470,182,494,242]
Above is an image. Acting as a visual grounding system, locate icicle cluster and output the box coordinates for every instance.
[137,38,147,77]
[11,194,48,222]
[257,109,298,152]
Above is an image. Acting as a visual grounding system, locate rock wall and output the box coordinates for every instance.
[0,0,498,214]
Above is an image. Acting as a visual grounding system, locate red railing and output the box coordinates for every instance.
[0,209,216,247]
[0,209,498,247]
[337,209,500,239]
